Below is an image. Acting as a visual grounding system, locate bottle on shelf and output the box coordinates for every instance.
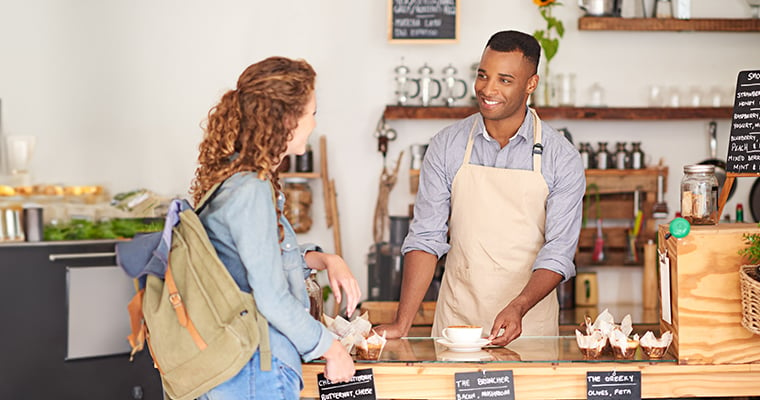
[630,142,645,169]
[595,142,612,170]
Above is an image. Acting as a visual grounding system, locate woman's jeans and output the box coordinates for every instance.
[198,350,302,400]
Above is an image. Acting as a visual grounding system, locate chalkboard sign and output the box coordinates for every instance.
[317,369,377,400]
[586,371,641,400]
[726,69,760,173]
[388,0,459,43]
[454,370,514,400]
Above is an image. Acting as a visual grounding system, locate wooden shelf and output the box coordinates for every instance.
[383,105,732,120]
[578,17,760,32]
[578,168,667,267]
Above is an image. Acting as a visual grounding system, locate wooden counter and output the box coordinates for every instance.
[301,333,760,399]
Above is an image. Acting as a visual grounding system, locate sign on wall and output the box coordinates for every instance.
[388,0,459,43]
[726,69,760,174]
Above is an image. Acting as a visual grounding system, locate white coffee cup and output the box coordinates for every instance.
[441,325,483,343]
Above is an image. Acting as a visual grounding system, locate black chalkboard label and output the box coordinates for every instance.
[726,69,760,174]
[586,371,641,400]
[454,370,514,400]
[388,0,458,42]
[317,369,376,400]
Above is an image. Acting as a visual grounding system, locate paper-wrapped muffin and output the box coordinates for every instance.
[356,330,387,360]
[576,329,607,359]
[609,329,639,360]
[639,331,672,359]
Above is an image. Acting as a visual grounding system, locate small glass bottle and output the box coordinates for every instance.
[614,142,629,170]
[680,164,719,225]
[282,177,313,233]
[737,203,745,223]
[578,143,592,170]
[630,142,645,169]
[305,272,324,322]
[595,142,612,170]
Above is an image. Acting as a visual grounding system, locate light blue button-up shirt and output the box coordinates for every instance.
[198,172,334,383]
[401,108,586,281]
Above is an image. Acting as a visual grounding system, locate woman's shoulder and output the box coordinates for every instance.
[221,171,274,198]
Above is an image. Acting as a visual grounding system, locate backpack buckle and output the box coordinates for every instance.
[169,293,182,308]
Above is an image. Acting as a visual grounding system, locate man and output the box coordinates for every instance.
[377,30,585,346]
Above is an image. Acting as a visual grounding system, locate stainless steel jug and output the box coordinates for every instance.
[413,63,441,107]
[578,0,620,16]
[441,64,468,107]
[394,60,420,106]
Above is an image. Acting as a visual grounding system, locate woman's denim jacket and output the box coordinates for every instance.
[198,172,334,383]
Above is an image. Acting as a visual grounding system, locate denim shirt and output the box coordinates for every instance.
[197,172,334,381]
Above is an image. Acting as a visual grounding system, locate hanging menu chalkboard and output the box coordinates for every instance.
[726,69,760,174]
[388,0,458,43]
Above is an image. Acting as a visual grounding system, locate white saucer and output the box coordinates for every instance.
[436,338,490,352]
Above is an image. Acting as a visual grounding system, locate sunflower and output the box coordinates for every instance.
[533,0,556,6]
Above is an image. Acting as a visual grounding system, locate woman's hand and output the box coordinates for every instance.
[322,339,355,383]
[305,252,361,316]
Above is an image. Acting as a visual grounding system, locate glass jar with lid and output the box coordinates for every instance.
[282,177,313,233]
[680,164,718,225]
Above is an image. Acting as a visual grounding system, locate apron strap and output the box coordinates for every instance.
[529,107,543,174]
[462,120,479,165]
[466,109,544,172]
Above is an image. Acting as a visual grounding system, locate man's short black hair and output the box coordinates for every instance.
[485,30,541,75]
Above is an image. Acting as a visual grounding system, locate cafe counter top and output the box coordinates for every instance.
[301,333,760,399]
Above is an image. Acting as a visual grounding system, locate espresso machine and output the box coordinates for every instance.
[367,215,409,301]
[367,215,444,301]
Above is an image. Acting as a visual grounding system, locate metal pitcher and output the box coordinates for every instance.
[578,0,620,16]
[413,63,442,107]
[441,64,468,107]
[394,60,420,106]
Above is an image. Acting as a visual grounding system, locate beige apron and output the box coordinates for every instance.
[432,108,559,338]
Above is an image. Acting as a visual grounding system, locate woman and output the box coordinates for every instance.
[190,56,359,399]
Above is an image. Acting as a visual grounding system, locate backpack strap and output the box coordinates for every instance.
[195,181,224,212]
[256,308,272,371]
[165,263,208,351]
[126,288,146,361]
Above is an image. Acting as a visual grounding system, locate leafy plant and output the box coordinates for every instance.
[44,218,163,241]
[532,0,565,64]
[739,229,760,265]
[532,0,565,103]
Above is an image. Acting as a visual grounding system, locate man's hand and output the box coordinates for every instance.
[487,269,564,346]
[373,322,409,340]
[488,304,524,346]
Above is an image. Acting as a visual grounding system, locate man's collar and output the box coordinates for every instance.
[478,107,532,143]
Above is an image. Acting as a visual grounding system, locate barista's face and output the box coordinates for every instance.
[474,48,537,122]
[286,91,316,156]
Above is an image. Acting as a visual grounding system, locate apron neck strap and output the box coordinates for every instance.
[464,109,544,172]
[529,107,543,174]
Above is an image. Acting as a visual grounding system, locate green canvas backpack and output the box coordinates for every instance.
[120,182,271,400]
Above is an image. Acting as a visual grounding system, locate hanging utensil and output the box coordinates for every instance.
[373,116,397,161]
[699,120,736,201]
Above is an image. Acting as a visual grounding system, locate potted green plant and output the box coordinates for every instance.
[738,230,760,335]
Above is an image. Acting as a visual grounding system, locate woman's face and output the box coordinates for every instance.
[286,91,317,156]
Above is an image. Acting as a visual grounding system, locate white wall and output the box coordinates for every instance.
[1,0,759,304]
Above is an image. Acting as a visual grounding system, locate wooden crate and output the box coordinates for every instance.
[658,223,760,364]
[578,168,667,266]
[360,301,435,326]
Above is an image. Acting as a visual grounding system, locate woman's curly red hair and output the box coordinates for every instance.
[190,57,316,238]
